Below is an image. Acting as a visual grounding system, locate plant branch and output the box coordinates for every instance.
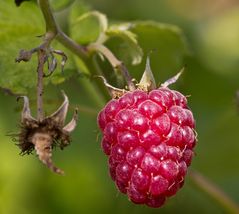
[38,0,58,33]
[56,31,88,58]
[38,0,88,58]
[189,170,239,214]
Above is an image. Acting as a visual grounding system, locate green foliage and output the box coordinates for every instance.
[69,6,188,86]
[0,1,43,94]
[105,24,143,65]
[129,21,189,82]
[0,0,188,94]
[70,10,107,45]
[1,0,239,214]
[101,21,188,84]
[0,1,76,94]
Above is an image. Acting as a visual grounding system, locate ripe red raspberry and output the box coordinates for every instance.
[97,86,196,208]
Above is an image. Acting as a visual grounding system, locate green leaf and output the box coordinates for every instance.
[70,9,108,45]
[0,1,44,94]
[0,1,77,94]
[105,23,143,65]
[105,21,189,83]
[73,56,90,75]
[131,21,189,81]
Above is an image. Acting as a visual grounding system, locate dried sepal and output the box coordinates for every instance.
[97,75,126,98]
[161,68,184,88]
[99,58,184,100]
[63,108,78,133]
[53,50,68,73]
[138,56,156,91]
[47,91,69,126]
[44,53,57,77]
[17,96,37,124]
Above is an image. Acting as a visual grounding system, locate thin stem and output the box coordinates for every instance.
[37,49,45,121]
[92,55,112,97]
[37,1,59,121]
[118,63,136,91]
[189,170,239,214]
[88,43,121,67]
[38,0,58,33]
[38,0,87,58]
[56,31,88,58]
[87,43,136,91]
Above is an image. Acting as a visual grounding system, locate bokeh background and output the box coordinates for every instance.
[0,0,239,213]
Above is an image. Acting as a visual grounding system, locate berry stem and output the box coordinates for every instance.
[87,43,136,91]
[189,170,239,214]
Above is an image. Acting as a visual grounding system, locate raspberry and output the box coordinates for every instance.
[98,87,196,208]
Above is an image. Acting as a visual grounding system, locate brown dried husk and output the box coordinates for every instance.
[14,117,71,156]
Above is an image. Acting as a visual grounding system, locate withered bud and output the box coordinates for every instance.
[15,49,33,62]
[13,92,78,175]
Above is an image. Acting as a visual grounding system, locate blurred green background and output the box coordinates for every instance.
[0,0,239,213]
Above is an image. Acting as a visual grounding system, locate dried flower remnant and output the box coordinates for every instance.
[14,91,78,175]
